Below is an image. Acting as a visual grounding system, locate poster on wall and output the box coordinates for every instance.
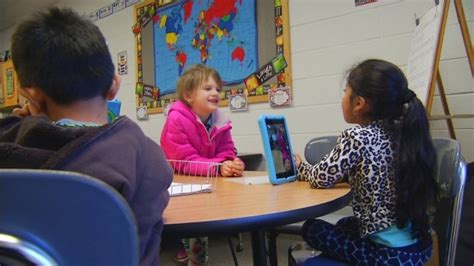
[134,0,293,114]
[99,4,114,18]
[117,51,128,75]
[137,105,149,120]
[86,0,138,23]
[113,0,127,12]
[269,86,291,107]
[153,0,258,95]
[229,94,248,112]
[355,0,378,6]
[6,69,14,97]
[87,10,99,22]
[126,0,140,7]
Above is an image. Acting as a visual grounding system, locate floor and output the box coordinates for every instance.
[160,232,300,266]
[159,206,353,266]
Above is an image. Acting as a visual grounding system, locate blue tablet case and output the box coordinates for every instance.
[258,115,297,185]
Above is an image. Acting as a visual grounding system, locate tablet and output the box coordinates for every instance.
[258,115,297,185]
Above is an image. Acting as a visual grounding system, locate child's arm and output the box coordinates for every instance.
[295,154,302,168]
[12,88,45,117]
[214,130,237,160]
[298,129,360,188]
[12,102,43,117]
[213,129,245,176]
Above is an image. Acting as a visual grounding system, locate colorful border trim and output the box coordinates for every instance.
[134,0,292,113]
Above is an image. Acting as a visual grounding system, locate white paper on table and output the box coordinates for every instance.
[224,175,270,185]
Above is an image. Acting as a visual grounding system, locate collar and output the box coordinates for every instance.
[204,114,213,132]
[54,118,102,128]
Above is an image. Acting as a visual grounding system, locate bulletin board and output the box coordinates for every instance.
[133,0,292,114]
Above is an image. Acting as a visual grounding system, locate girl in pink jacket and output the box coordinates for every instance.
[160,64,244,265]
[161,64,244,177]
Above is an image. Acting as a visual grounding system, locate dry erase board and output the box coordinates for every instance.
[407,0,446,107]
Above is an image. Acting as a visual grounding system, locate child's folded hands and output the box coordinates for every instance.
[220,158,245,177]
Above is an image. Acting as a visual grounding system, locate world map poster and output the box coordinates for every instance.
[153,0,258,95]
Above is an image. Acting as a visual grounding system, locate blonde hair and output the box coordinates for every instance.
[176,64,223,104]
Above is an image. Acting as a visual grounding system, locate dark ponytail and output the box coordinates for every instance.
[396,97,438,238]
[347,59,438,238]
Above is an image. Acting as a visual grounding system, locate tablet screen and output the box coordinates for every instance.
[264,118,296,179]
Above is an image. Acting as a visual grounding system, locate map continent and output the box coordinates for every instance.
[154,0,257,95]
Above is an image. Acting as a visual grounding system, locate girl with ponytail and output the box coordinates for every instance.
[296,59,438,265]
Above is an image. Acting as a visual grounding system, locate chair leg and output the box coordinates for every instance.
[267,230,279,266]
[236,233,244,252]
[288,243,297,266]
[425,231,439,266]
[227,237,239,266]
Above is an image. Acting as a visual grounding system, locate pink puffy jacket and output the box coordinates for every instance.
[160,100,237,175]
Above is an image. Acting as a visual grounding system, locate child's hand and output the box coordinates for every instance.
[220,159,245,177]
[13,88,44,117]
[230,158,244,177]
[295,154,302,168]
[220,160,235,177]
[12,102,42,117]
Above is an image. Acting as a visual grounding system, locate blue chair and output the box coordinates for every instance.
[0,169,139,266]
[304,136,339,165]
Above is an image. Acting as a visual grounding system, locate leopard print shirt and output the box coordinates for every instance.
[298,122,397,237]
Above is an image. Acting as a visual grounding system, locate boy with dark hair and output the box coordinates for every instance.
[0,7,172,266]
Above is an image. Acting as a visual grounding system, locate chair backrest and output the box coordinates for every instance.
[432,138,467,266]
[0,169,139,266]
[304,136,338,165]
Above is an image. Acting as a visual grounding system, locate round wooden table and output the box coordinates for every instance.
[163,171,352,265]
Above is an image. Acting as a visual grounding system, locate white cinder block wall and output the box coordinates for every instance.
[1,0,472,162]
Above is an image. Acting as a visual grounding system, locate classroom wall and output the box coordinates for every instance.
[1,0,472,162]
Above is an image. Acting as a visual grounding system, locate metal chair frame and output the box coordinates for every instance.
[267,136,340,265]
[432,138,467,266]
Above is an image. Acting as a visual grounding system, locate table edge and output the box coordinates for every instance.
[162,190,352,238]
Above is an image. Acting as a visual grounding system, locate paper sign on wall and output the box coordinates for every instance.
[229,94,248,112]
[87,10,99,22]
[117,51,128,75]
[99,4,113,19]
[269,86,291,107]
[355,0,377,6]
[113,0,126,12]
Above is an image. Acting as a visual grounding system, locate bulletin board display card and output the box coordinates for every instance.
[133,0,292,114]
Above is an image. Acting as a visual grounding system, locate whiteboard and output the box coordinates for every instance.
[407,0,445,106]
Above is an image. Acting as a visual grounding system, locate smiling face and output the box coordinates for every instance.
[186,76,221,121]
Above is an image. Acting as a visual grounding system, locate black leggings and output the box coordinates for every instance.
[302,217,433,266]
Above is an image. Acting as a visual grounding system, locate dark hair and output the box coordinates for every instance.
[11,7,114,105]
[347,59,438,238]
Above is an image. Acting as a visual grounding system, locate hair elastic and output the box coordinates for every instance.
[402,88,416,104]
